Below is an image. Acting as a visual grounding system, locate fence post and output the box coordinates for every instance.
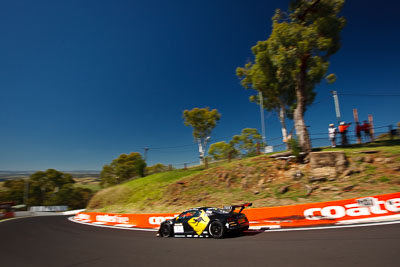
[228,151,232,163]
[204,158,208,169]
[184,163,187,170]
[256,142,260,155]
[353,108,359,123]
[168,164,172,171]
[368,114,374,141]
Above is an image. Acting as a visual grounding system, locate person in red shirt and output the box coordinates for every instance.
[338,121,351,146]
[363,120,371,142]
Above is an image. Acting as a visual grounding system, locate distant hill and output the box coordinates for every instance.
[0,170,100,180]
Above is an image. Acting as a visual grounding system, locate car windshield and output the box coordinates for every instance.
[178,210,200,219]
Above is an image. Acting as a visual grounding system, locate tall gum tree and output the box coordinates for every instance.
[269,0,346,152]
[183,107,221,163]
[237,41,295,148]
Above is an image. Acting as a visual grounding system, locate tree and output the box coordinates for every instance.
[0,170,94,209]
[266,0,346,152]
[230,128,263,157]
[237,43,295,148]
[49,184,93,209]
[28,169,75,206]
[99,165,116,187]
[0,179,25,205]
[183,107,221,163]
[100,152,146,187]
[208,141,238,160]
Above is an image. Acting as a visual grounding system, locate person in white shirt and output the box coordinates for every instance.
[328,123,337,147]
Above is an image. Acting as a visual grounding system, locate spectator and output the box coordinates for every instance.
[355,122,363,144]
[363,120,371,142]
[328,123,337,147]
[338,121,351,146]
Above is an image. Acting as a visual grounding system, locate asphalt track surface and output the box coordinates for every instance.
[1,216,400,267]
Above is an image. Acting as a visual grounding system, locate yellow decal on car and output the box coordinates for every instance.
[188,210,210,235]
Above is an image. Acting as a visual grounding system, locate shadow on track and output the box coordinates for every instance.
[224,229,267,238]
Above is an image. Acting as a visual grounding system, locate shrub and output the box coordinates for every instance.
[288,138,301,160]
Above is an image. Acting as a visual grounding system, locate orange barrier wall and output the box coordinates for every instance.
[75,212,179,228]
[243,192,400,228]
[75,192,400,229]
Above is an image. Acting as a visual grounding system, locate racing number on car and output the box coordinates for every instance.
[174,224,184,233]
[188,210,210,235]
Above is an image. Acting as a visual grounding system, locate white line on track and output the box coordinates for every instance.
[0,217,16,223]
[68,217,158,232]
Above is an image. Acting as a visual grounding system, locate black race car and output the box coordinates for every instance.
[157,203,251,238]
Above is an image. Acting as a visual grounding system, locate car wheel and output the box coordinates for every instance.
[159,224,172,237]
[208,221,225,239]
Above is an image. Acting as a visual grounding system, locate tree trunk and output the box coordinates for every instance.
[294,55,312,153]
[198,140,205,164]
[278,103,289,150]
[198,137,209,164]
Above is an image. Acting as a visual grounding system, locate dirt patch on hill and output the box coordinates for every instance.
[157,152,400,211]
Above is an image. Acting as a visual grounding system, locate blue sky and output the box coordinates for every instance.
[0,0,399,171]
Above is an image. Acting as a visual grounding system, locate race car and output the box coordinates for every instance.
[157,203,251,238]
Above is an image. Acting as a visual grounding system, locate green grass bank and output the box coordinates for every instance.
[86,140,400,213]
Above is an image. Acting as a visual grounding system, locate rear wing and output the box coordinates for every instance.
[223,203,252,213]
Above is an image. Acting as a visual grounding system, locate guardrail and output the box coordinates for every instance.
[74,192,400,229]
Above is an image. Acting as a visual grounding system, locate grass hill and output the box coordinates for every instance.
[87,140,400,214]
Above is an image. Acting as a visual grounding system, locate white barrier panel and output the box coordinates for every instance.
[29,206,68,212]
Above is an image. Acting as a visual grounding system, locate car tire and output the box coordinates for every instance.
[208,221,225,239]
[159,224,173,237]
